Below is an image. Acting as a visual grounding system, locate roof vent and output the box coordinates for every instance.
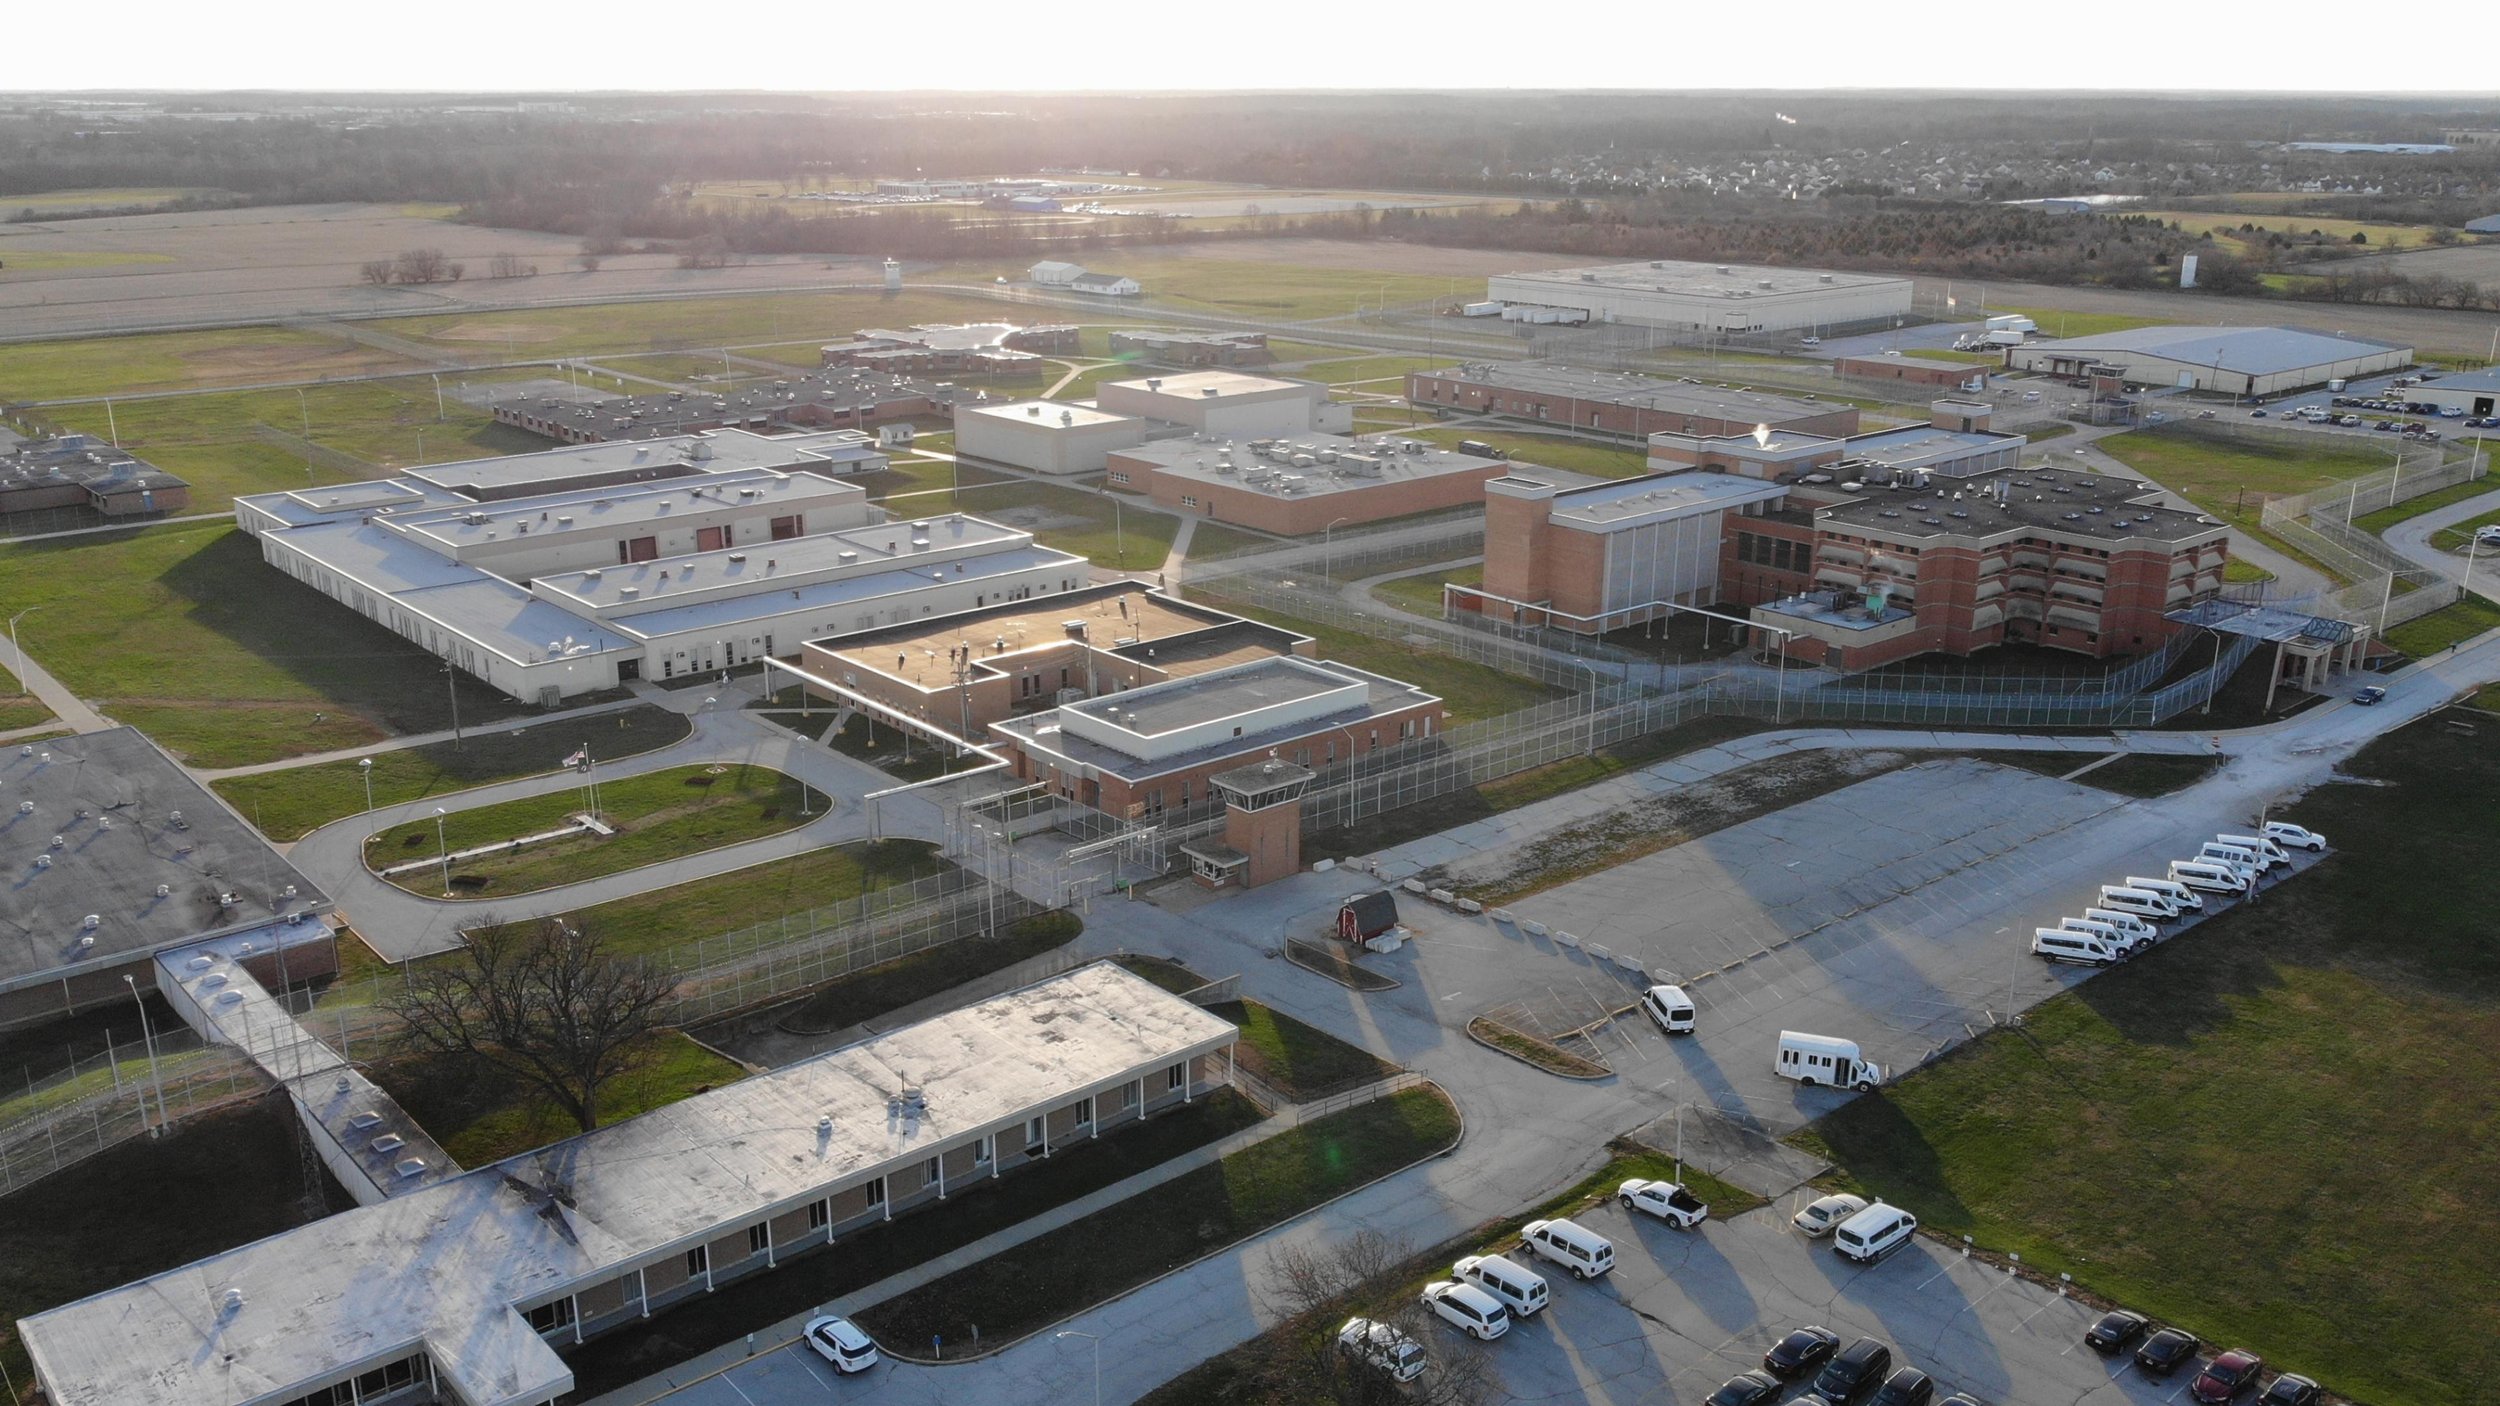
[222,1289,245,1315]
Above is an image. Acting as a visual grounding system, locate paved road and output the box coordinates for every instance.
[604,630,2500,1406]
[2379,482,2500,602]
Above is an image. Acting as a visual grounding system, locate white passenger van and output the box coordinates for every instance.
[2034,927,2120,967]
[2170,859,2248,895]
[2216,833,2291,870]
[2198,841,2263,878]
[2126,876,2203,913]
[2079,907,2158,946]
[2098,885,2179,922]
[2057,915,2140,955]
[1775,1031,1885,1090]
[1452,1254,1548,1316]
[1520,1218,1615,1280]
[1420,1280,1510,1341]
[1831,1203,1919,1263]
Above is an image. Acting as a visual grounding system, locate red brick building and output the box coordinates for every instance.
[1834,354,1989,390]
[1407,362,1859,441]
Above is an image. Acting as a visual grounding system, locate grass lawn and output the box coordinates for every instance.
[3,185,224,212]
[0,658,54,731]
[376,1031,747,1167]
[1061,255,1457,322]
[1212,1000,1400,1100]
[1372,563,1479,617]
[1191,591,1563,723]
[552,839,948,961]
[373,289,1030,361]
[370,764,809,898]
[2381,594,2500,657]
[2024,422,2075,442]
[2423,504,2500,553]
[2097,428,2395,524]
[211,704,691,840]
[1793,711,2500,1406]
[1995,305,2171,339]
[2473,682,2500,712]
[2140,210,2438,254]
[2348,475,2498,539]
[902,476,1179,573]
[0,1091,357,1392]
[0,524,534,766]
[1300,354,1447,387]
[1185,521,1286,560]
[0,249,175,272]
[1141,1138,1762,1406]
[0,325,421,401]
[1983,749,2216,797]
[1397,425,1653,479]
[557,1089,1267,1398]
[2222,558,2277,584]
[768,911,1083,1034]
[853,1086,1461,1355]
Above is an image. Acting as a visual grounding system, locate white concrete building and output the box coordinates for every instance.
[2412,367,2500,419]
[1095,370,1347,439]
[1070,271,1142,297]
[954,399,1151,475]
[2005,326,2413,397]
[1028,260,1086,286]
[1485,260,1912,334]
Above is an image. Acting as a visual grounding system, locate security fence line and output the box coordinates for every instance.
[2256,442,2482,631]
[0,1044,267,1197]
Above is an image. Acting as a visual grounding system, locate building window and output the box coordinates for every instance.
[975,1134,995,1166]
[354,1356,424,1399]
[864,1177,886,1208]
[1027,1115,1045,1149]
[770,514,803,540]
[747,1224,771,1256]
[1167,1062,1188,1091]
[1180,495,1199,509]
[526,1298,577,1335]
[808,1199,830,1230]
[686,1246,709,1278]
[1108,471,1130,485]
[923,1157,941,1187]
[1076,1096,1095,1128]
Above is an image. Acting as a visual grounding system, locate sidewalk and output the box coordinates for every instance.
[575,1102,1296,1406]
[4,639,107,735]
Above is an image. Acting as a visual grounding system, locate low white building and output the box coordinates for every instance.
[1070,271,1142,297]
[1486,259,1912,334]
[2413,367,2500,419]
[954,399,1151,476]
[1096,370,1346,439]
[1028,260,1086,287]
[2005,326,2413,397]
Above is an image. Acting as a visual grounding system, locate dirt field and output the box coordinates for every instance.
[2291,243,2500,293]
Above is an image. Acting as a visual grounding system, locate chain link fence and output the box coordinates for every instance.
[0,1043,266,1196]
[2252,436,2484,630]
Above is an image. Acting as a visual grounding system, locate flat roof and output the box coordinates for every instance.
[1102,369,1310,400]
[0,729,331,994]
[1814,468,2230,545]
[2021,326,2409,376]
[1494,259,1909,299]
[1113,433,1505,496]
[238,477,473,528]
[19,963,1236,1406]
[2423,367,2500,394]
[1838,425,2021,468]
[1545,470,1790,529]
[853,323,1023,351]
[1839,353,1986,374]
[960,399,1141,430]
[0,436,189,493]
[390,469,864,552]
[599,542,1085,641]
[406,428,853,497]
[1421,362,1838,425]
[533,513,1036,614]
[264,521,637,664]
[992,656,1439,781]
[812,583,1299,693]
[1111,328,1267,347]
[503,372,933,439]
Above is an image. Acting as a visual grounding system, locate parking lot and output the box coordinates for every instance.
[1467,1198,2199,1406]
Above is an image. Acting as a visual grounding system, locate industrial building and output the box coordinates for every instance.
[817,322,1079,374]
[1106,432,1516,535]
[799,581,1312,740]
[1484,260,1912,334]
[2411,367,2500,419]
[0,728,333,1030]
[1096,370,1347,439]
[18,963,1241,1406]
[1834,353,1988,390]
[2005,326,2412,396]
[0,432,191,519]
[988,655,1444,820]
[1108,329,1273,366]
[494,372,936,446]
[235,429,1093,701]
[1407,363,1860,440]
[954,399,1153,475]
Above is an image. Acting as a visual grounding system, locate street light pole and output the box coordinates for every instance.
[434,807,452,898]
[441,660,464,750]
[1323,516,1350,582]
[7,602,41,695]
[1054,1331,1102,1406]
[123,975,165,1134]
[359,756,375,815]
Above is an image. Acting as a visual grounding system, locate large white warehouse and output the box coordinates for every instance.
[2006,326,2413,397]
[1485,259,1913,334]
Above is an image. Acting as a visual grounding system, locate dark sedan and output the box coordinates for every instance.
[2259,1374,2321,1406]
[2085,1309,2147,1353]
[2137,1327,2200,1376]
[1765,1324,1842,1379]
[1708,1370,1786,1406]
[2192,1349,2265,1404]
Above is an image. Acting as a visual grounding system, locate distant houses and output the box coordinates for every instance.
[1027,260,1142,297]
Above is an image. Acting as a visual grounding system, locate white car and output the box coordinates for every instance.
[2262,821,2327,852]
[1420,1280,1509,1340]
[1790,1193,1869,1238]
[803,1316,880,1373]
[1618,1177,1709,1228]
[1337,1317,1427,1382]
[1638,983,1695,1034]
[2475,524,2500,546]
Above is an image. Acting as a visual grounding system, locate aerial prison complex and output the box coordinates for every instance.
[19,964,1243,1406]
[1462,397,2236,670]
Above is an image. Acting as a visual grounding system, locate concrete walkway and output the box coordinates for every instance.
[2380,480,2500,603]
[4,636,108,734]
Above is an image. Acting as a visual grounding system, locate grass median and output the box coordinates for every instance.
[550,839,952,962]
[854,1085,1461,1356]
[1792,709,2500,1406]
[369,763,809,897]
[213,703,691,840]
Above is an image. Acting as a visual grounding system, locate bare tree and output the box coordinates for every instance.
[382,918,676,1133]
[1260,1231,1497,1406]
[392,248,454,285]
[488,252,537,279]
[576,252,603,273]
[359,258,396,286]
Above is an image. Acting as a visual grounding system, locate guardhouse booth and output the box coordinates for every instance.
[1337,890,1401,945]
[1181,755,1313,890]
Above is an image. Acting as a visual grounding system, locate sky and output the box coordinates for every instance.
[12,1,2496,94]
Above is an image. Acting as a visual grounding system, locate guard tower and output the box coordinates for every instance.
[1182,754,1314,890]
[883,257,903,293]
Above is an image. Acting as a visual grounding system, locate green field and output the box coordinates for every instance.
[378,1031,747,1166]
[1068,255,1458,322]
[2096,429,2396,523]
[0,524,533,766]
[1995,305,2172,339]
[1797,712,2500,1406]
[1372,563,1479,617]
[210,704,691,841]
[1300,354,1447,386]
[2141,210,2440,254]
[2,185,225,213]
[0,325,424,402]
[2381,594,2500,657]
[551,838,947,960]
[1192,590,1564,722]
[38,372,554,510]
[1397,425,1652,479]
[374,289,1032,361]
[924,476,1181,572]
[0,249,175,272]
[370,763,810,897]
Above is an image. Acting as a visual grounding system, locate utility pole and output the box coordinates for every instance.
[441,660,464,750]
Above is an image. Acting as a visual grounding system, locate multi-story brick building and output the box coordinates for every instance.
[1406,362,1859,441]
